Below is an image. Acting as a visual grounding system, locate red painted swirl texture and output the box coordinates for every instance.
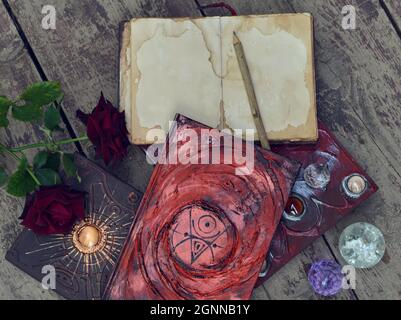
[108,115,299,300]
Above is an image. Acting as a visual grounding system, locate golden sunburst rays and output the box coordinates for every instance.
[24,184,133,278]
[72,221,107,261]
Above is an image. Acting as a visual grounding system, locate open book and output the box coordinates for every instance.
[120,14,317,145]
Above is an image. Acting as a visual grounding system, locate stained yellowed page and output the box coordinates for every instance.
[220,14,317,142]
[120,22,132,134]
[129,17,222,144]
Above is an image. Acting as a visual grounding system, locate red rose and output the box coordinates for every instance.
[76,93,130,165]
[20,185,85,235]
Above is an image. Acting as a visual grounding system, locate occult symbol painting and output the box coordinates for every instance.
[107,115,300,300]
[170,204,233,270]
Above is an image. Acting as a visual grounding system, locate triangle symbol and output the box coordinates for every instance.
[191,240,207,263]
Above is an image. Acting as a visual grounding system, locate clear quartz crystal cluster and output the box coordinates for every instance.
[339,222,385,268]
[303,163,330,189]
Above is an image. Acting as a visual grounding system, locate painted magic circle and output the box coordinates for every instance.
[169,204,234,271]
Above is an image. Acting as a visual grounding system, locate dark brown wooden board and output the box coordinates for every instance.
[199,0,401,299]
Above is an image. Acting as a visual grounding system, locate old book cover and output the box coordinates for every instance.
[5,154,142,300]
[256,122,378,285]
[120,14,317,145]
[106,114,300,300]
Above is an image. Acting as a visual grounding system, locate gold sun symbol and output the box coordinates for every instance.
[24,182,135,285]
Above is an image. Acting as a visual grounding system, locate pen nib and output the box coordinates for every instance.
[233,31,240,44]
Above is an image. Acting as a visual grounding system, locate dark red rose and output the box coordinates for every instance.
[76,93,130,165]
[20,185,85,235]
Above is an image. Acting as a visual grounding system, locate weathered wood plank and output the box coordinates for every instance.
[6,0,201,193]
[252,237,355,300]
[382,0,401,33]
[0,3,59,299]
[199,0,401,299]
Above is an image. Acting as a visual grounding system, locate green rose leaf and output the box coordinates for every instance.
[20,81,62,107]
[33,151,49,169]
[0,167,8,187]
[35,168,61,186]
[62,153,77,177]
[0,116,9,128]
[11,103,43,122]
[0,96,11,108]
[0,96,12,127]
[6,158,36,197]
[45,152,61,171]
[33,151,60,171]
[44,105,61,131]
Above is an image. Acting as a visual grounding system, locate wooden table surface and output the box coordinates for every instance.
[1,0,400,300]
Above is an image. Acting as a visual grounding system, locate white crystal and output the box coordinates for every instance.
[339,222,385,268]
[303,163,330,189]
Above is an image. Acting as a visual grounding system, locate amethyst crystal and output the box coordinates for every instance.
[308,259,343,296]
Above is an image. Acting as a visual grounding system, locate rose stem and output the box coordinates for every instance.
[0,143,41,186]
[9,135,89,152]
